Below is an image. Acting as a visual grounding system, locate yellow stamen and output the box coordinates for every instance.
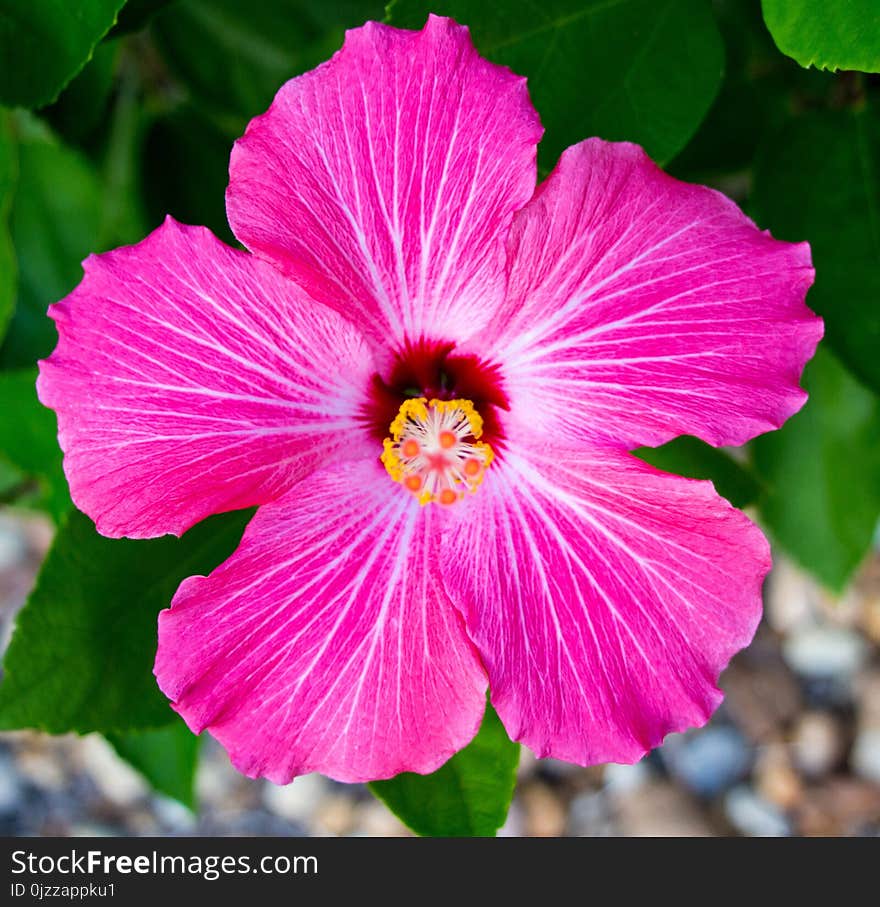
[382,397,494,505]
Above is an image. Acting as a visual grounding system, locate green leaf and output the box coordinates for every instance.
[752,348,880,592]
[107,720,200,808]
[0,458,26,500]
[668,0,831,181]
[752,108,880,395]
[109,0,178,35]
[0,0,126,108]
[761,0,880,73]
[0,110,16,345]
[141,107,236,245]
[369,705,519,837]
[152,0,385,132]
[0,122,104,369]
[0,507,253,734]
[390,0,724,167]
[42,40,120,145]
[0,369,69,520]
[635,436,761,509]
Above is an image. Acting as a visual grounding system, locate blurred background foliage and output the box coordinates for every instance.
[0,0,877,834]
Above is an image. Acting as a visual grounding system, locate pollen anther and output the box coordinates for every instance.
[382,397,494,505]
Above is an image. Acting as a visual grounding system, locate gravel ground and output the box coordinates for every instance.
[1,509,878,837]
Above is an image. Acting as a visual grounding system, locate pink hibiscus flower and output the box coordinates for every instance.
[37,16,822,783]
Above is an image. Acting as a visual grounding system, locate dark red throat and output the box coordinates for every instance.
[363,337,509,445]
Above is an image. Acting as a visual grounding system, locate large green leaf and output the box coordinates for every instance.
[0,369,69,521]
[752,108,880,396]
[635,436,761,509]
[390,0,724,167]
[0,508,252,733]
[0,124,104,370]
[668,0,832,181]
[0,0,125,108]
[752,349,880,592]
[107,720,200,808]
[152,0,385,133]
[0,111,16,345]
[109,0,178,35]
[43,40,120,145]
[0,458,25,501]
[761,0,880,73]
[370,705,519,837]
[141,107,236,244]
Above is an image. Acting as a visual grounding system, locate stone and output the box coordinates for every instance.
[792,712,845,777]
[796,778,880,836]
[755,744,802,810]
[497,800,525,837]
[313,794,356,836]
[79,736,148,807]
[0,752,22,815]
[354,799,409,836]
[765,558,820,634]
[783,626,868,679]
[153,796,197,832]
[0,516,26,572]
[262,772,326,822]
[724,786,791,837]
[660,726,751,797]
[603,760,652,795]
[568,789,615,837]
[520,781,567,836]
[851,728,880,784]
[722,659,802,742]
[616,781,715,836]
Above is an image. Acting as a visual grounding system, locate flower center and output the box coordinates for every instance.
[381,398,494,505]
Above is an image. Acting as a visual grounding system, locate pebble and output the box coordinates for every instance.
[313,794,356,836]
[0,517,26,572]
[791,712,845,777]
[766,559,819,634]
[782,626,868,679]
[797,778,880,836]
[152,795,198,832]
[850,728,880,784]
[724,786,791,837]
[16,744,70,790]
[567,789,614,837]
[661,727,751,797]
[603,760,651,795]
[754,744,802,810]
[0,752,22,815]
[79,736,148,807]
[521,782,567,836]
[262,773,326,823]
[616,781,715,836]
[497,800,525,837]
[353,798,408,836]
[855,671,880,726]
[195,748,238,804]
[862,596,880,643]
[721,660,802,742]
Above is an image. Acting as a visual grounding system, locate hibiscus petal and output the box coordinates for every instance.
[486,139,822,449]
[155,458,488,784]
[441,443,768,764]
[38,217,375,538]
[226,15,542,357]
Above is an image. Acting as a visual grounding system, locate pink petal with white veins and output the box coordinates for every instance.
[227,15,542,359]
[442,442,768,765]
[486,139,822,449]
[38,218,375,539]
[155,458,488,784]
